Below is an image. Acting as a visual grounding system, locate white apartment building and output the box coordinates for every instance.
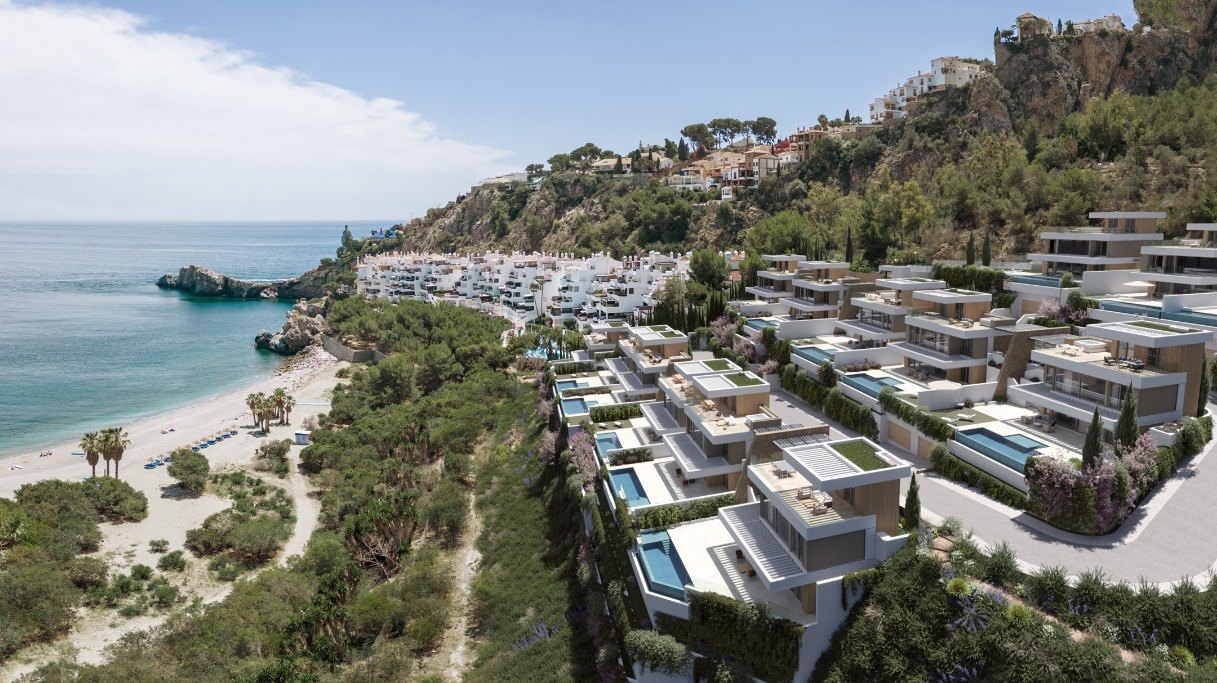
[868,57,984,123]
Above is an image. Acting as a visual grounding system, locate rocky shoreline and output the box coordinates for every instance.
[255,297,331,356]
[156,264,331,300]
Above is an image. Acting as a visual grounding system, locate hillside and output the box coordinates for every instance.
[389,0,1217,265]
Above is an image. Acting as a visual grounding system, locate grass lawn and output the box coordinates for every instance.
[725,373,763,387]
[705,358,733,371]
[831,440,890,471]
[1129,320,1186,333]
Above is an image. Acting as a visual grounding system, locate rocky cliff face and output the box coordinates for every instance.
[991,0,1217,130]
[157,264,331,300]
[254,297,331,355]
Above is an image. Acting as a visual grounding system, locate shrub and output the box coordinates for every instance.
[633,495,735,530]
[588,403,643,423]
[1026,565,1070,611]
[150,584,181,609]
[86,478,149,523]
[1177,417,1206,458]
[157,550,187,572]
[624,629,692,675]
[608,447,653,466]
[657,592,801,683]
[932,443,1027,509]
[129,564,153,581]
[208,555,244,582]
[984,541,1018,587]
[66,556,109,589]
[149,539,169,553]
[552,361,594,376]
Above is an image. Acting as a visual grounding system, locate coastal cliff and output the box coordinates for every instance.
[156,264,332,300]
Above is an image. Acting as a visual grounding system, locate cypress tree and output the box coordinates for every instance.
[1082,407,1103,470]
[1115,383,1139,451]
[981,230,992,266]
[845,226,854,263]
[965,231,976,265]
[1199,358,1210,417]
[903,473,921,532]
[820,361,836,387]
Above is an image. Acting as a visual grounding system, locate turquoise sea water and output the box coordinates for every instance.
[0,221,388,455]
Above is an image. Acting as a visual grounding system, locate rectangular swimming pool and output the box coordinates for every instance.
[793,345,836,366]
[840,373,902,398]
[610,469,650,507]
[555,379,589,392]
[638,530,691,600]
[955,427,1045,474]
[1011,274,1066,288]
[745,318,779,330]
[560,397,589,416]
[596,433,622,458]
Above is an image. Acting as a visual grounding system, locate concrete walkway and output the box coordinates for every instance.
[769,386,1217,587]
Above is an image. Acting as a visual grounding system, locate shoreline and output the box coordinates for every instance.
[0,346,340,485]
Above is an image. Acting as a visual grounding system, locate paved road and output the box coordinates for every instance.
[769,387,1217,586]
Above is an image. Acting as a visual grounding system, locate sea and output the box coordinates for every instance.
[0,220,390,455]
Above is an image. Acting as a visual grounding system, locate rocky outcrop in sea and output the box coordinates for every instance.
[255,297,331,355]
[156,264,331,300]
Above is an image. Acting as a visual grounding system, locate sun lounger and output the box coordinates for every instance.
[957,412,976,422]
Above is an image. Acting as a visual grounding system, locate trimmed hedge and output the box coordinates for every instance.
[931,263,1008,292]
[608,447,653,466]
[633,494,734,531]
[552,360,594,376]
[780,365,878,439]
[930,441,1027,509]
[588,403,643,423]
[878,387,955,441]
[657,592,802,683]
[559,386,612,398]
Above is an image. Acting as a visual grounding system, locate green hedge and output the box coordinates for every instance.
[560,386,612,398]
[878,387,955,441]
[931,263,1008,292]
[552,360,594,376]
[657,592,802,683]
[780,364,878,438]
[588,403,643,423]
[608,447,653,466]
[633,494,735,531]
[930,442,1027,509]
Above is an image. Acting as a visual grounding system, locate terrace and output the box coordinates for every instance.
[608,459,730,510]
[664,432,737,478]
[778,437,911,490]
[750,462,860,529]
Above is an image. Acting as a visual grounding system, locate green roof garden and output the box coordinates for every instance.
[1129,321,1187,334]
[830,440,890,472]
[725,373,764,387]
[704,359,733,371]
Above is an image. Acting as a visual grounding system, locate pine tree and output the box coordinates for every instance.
[1115,383,1139,451]
[981,230,992,266]
[903,473,921,532]
[677,138,689,161]
[1199,358,1210,417]
[845,226,854,263]
[1082,407,1103,470]
[965,231,976,265]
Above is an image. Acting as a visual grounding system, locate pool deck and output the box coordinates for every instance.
[618,458,730,509]
[664,517,816,625]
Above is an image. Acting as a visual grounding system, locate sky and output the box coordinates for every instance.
[0,0,1135,221]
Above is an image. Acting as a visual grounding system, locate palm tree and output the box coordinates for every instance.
[254,396,275,433]
[246,392,263,427]
[281,395,296,425]
[80,431,101,479]
[102,427,131,480]
[270,388,289,424]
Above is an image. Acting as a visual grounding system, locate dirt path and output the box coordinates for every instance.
[278,446,321,565]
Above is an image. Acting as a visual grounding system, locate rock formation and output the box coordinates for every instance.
[254,297,331,355]
[157,264,332,300]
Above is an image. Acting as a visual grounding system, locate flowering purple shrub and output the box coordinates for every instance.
[757,358,779,375]
[539,428,559,464]
[731,338,757,362]
[569,430,600,489]
[1036,298,1064,322]
[710,316,738,348]
[1117,433,1161,496]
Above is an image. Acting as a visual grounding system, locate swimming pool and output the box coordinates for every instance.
[840,373,903,398]
[561,397,590,416]
[745,318,779,331]
[793,345,836,366]
[555,379,589,392]
[954,427,1046,474]
[1011,274,1066,288]
[596,433,623,458]
[610,469,650,506]
[638,530,691,600]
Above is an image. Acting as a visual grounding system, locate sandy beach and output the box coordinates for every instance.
[0,346,348,680]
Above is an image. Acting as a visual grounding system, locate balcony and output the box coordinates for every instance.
[889,341,986,369]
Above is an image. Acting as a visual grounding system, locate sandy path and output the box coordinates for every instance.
[443,493,482,679]
[0,347,347,681]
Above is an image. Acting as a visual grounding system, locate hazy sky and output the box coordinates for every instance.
[0,0,1135,221]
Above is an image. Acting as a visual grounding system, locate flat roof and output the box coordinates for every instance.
[628,324,689,344]
[779,438,911,489]
[1089,211,1167,219]
[673,358,740,379]
[691,371,770,397]
[1087,320,1211,347]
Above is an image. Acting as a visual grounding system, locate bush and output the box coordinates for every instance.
[552,361,594,376]
[130,564,153,581]
[984,541,1018,587]
[1026,565,1070,611]
[149,539,169,553]
[608,447,653,466]
[1177,417,1206,458]
[86,477,149,523]
[657,592,800,683]
[208,555,244,582]
[932,442,1028,509]
[588,403,643,423]
[633,495,735,530]
[167,448,210,494]
[157,550,187,572]
[625,629,692,675]
[150,584,181,609]
[66,556,109,589]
